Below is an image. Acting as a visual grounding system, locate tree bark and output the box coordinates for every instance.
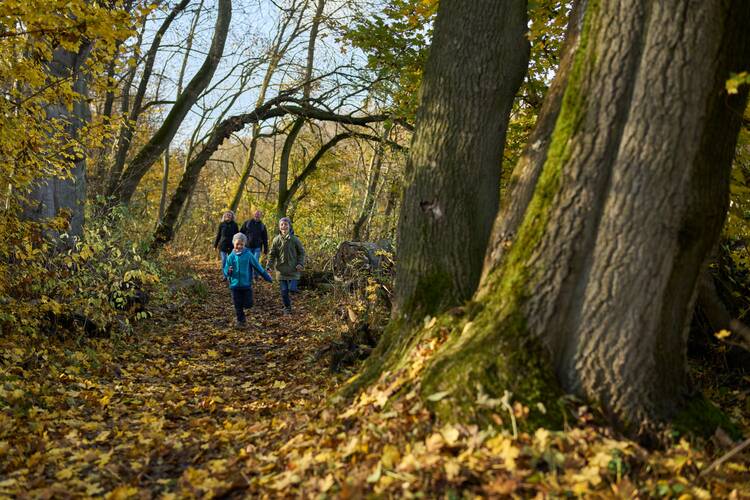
[392,0,529,322]
[419,0,750,438]
[111,0,231,204]
[108,0,191,198]
[24,43,93,242]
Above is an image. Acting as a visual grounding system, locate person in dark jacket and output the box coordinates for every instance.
[224,233,272,327]
[240,210,269,280]
[213,211,239,277]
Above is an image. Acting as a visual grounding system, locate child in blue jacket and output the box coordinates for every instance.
[224,233,272,327]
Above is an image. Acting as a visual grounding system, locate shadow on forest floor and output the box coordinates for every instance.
[1,255,748,497]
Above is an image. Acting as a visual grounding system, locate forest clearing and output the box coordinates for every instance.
[1,0,750,497]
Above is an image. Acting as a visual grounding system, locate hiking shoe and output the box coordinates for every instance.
[235,320,246,328]
[282,308,292,316]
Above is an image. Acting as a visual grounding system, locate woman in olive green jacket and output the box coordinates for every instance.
[267,217,305,314]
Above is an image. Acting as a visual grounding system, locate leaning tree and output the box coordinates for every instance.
[359,0,750,440]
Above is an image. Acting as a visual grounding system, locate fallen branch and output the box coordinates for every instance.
[699,437,750,478]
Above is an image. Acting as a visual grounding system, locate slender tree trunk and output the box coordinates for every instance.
[103,14,147,196]
[392,0,529,321]
[158,0,202,226]
[112,0,231,205]
[92,35,126,191]
[229,2,306,212]
[157,148,169,225]
[381,178,399,240]
[275,0,325,220]
[417,0,750,439]
[109,0,191,199]
[353,125,390,240]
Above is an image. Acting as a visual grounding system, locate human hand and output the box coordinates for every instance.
[228,266,233,274]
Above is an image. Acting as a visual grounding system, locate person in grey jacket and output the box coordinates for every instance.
[267,217,305,314]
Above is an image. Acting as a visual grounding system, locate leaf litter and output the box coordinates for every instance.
[1,257,748,498]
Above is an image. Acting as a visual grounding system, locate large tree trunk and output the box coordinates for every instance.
[24,43,93,242]
[392,0,529,322]
[110,0,231,205]
[419,0,750,439]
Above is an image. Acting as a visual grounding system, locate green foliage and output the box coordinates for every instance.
[341,0,571,164]
[0,0,134,200]
[726,71,750,95]
[340,0,437,120]
[719,105,750,320]
[0,205,166,338]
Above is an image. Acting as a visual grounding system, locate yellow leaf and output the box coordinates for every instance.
[86,482,103,496]
[106,485,141,499]
[486,435,520,471]
[366,461,382,483]
[208,459,228,474]
[97,451,112,468]
[425,432,444,452]
[426,391,450,402]
[441,424,460,446]
[444,460,461,481]
[94,431,111,442]
[342,436,360,457]
[381,444,401,469]
[715,329,732,339]
[56,467,75,480]
[319,473,335,492]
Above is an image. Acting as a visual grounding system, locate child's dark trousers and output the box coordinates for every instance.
[231,287,253,323]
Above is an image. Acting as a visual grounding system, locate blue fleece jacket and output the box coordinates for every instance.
[223,248,272,288]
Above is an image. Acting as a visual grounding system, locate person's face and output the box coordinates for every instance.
[254,211,262,221]
[233,239,245,252]
[279,220,290,234]
[223,212,233,222]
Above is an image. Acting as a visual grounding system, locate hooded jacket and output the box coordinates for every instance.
[223,248,272,289]
[268,232,305,280]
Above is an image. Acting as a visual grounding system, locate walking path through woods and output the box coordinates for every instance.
[2,257,749,497]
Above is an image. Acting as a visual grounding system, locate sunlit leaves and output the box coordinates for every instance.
[340,0,437,120]
[726,71,750,95]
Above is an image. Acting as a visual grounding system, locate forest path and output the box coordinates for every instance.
[4,259,748,497]
[2,257,343,496]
